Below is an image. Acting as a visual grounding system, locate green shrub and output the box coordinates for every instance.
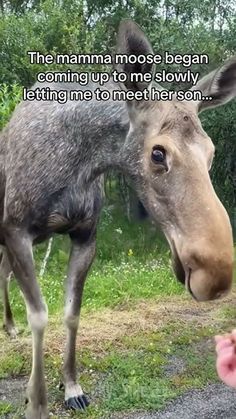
[201,102,236,210]
[0,83,22,129]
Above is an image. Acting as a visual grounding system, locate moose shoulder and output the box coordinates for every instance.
[0,19,235,418]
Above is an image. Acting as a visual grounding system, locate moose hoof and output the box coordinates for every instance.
[65,394,90,411]
[3,323,18,339]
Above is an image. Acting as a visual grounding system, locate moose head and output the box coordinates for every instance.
[117,20,236,301]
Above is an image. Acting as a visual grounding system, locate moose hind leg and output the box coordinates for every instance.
[4,227,48,419]
[0,249,17,337]
[63,229,96,410]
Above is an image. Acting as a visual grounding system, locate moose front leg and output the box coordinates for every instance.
[4,227,48,419]
[0,249,17,337]
[63,230,96,410]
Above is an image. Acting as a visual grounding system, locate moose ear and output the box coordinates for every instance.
[116,19,154,92]
[191,56,236,112]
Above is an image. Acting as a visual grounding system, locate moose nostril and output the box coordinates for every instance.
[187,265,232,302]
[186,269,198,301]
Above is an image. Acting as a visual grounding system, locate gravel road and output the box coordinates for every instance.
[113,383,236,419]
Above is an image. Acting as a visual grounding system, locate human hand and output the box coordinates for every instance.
[215,330,236,388]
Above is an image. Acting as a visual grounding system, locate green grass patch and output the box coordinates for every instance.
[0,349,28,379]
[0,299,236,418]
[65,321,223,415]
[0,401,14,415]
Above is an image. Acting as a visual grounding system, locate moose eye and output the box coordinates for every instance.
[151,146,166,164]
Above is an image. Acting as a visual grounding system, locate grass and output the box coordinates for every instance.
[0,403,12,416]
[0,205,235,418]
[1,297,236,418]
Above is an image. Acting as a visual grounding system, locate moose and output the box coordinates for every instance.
[0,20,235,418]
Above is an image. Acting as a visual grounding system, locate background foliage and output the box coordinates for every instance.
[0,0,235,215]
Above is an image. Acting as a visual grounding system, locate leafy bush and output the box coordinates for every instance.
[201,102,236,209]
[0,84,22,129]
[0,0,111,87]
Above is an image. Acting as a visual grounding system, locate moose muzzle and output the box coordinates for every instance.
[171,201,234,302]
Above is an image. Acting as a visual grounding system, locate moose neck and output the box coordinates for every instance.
[72,98,130,180]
